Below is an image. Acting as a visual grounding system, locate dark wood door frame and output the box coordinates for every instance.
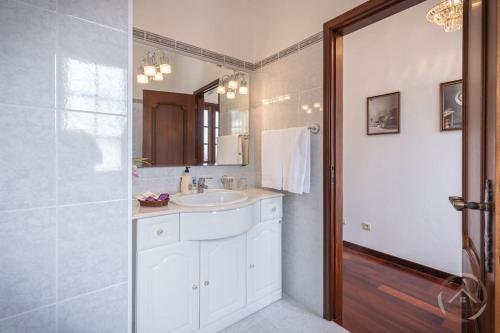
[194,79,220,165]
[322,0,497,328]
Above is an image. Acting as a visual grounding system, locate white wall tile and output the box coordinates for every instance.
[57,15,128,115]
[0,105,56,211]
[57,110,128,205]
[58,0,128,31]
[0,306,56,333]
[1,0,130,329]
[0,0,56,108]
[57,201,128,300]
[18,0,55,10]
[19,0,56,10]
[253,44,324,315]
[133,164,256,195]
[57,283,128,333]
[0,208,56,319]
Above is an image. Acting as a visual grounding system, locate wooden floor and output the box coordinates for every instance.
[342,246,462,333]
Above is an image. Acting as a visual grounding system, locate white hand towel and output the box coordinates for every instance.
[261,129,285,190]
[283,127,311,194]
[216,134,242,165]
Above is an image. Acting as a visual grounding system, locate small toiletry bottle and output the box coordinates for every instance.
[180,167,193,194]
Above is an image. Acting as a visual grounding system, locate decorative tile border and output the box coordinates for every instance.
[133,28,323,72]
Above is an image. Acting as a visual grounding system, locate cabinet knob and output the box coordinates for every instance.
[156,229,164,236]
[204,281,210,286]
[271,207,277,212]
[249,264,255,269]
[278,219,282,224]
[192,284,198,290]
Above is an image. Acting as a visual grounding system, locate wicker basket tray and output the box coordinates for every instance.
[138,199,169,207]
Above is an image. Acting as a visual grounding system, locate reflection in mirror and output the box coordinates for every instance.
[132,41,250,167]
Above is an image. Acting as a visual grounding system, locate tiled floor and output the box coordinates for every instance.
[220,297,348,333]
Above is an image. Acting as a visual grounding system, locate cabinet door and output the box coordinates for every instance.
[200,234,246,327]
[136,242,199,333]
[247,219,282,303]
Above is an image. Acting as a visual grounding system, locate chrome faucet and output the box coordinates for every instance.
[197,177,212,193]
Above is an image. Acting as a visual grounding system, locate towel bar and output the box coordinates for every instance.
[308,123,320,134]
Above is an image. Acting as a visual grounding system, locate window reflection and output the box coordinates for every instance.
[65,59,126,114]
[63,110,124,173]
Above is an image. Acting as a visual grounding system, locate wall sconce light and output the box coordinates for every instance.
[217,72,249,99]
[239,79,249,95]
[137,49,172,83]
[226,88,236,99]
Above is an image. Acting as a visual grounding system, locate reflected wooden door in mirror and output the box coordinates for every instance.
[143,90,196,166]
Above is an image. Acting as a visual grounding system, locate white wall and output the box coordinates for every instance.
[249,0,364,61]
[133,0,253,61]
[133,0,365,62]
[0,0,130,331]
[343,2,463,274]
[251,42,324,316]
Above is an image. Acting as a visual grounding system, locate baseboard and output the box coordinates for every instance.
[343,241,461,284]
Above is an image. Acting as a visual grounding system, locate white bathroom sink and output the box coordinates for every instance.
[170,190,248,207]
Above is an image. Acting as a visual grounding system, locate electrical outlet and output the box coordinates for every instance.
[343,218,348,225]
[361,222,371,231]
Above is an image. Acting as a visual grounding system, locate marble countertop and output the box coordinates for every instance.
[133,188,284,220]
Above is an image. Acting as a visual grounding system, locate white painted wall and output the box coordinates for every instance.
[133,0,253,61]
[133,0,365,62]
[249,0,364,61]
[343,2,463,274]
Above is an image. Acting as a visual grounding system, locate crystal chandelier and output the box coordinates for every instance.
[136,49,172,84]
[216,72,249,99]
[426,0,464,32]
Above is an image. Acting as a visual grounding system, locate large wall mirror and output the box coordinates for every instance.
[133,41,250,167]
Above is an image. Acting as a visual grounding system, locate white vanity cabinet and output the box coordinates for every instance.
[136,242,200,333]
[134,195,283,333]
[246,219,282,304]
[200,234,246,327]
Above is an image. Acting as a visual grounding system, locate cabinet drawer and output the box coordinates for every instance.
[136,214,180,251]
[261,197,282,221]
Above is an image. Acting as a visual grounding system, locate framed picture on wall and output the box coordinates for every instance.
[367,92,400,135]
[440,80,463,131]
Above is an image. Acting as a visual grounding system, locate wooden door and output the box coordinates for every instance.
[247,219,282,303]
[200,235,246,327]
[323,0,498,328]
[143,90,196,166]
[136,242,200,333]
[459,0,496,331]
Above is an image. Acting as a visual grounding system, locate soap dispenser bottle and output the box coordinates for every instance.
[180,167,193,194]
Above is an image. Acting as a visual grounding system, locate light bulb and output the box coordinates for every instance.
[239,79,248,95]
[228,79,238,90]
[216,84,226,94]
[153,71,163,81]
[239,86,248,95]
[313,102,321,109]
[143,65,156,77]
[226,89,236,99]
[137,73,148,84]
[160,63,172,74]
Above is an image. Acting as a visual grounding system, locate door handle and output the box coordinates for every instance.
[448,196,490,212]
[450,180,494,273]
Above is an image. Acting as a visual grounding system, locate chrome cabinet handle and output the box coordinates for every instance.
[156,229,164,236]
[271,207,277,212]
[249,264,255,269]
[192,284,198,290]
[204,281,210,287]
